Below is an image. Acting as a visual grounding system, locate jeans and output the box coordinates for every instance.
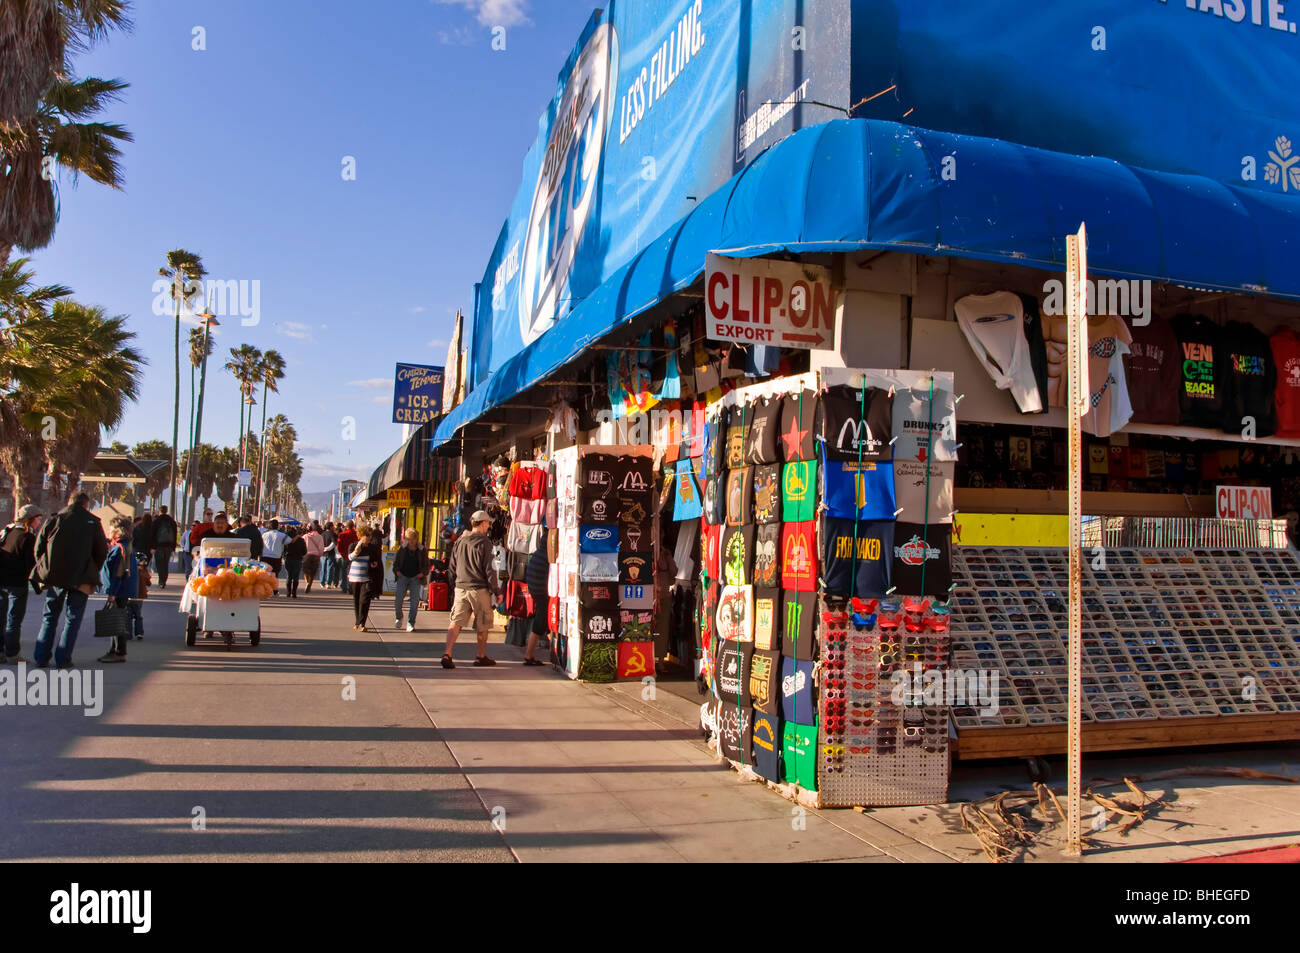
[178,549,193,579]
[341,559,351,594]
[1,583,29,658]
[285,558,302,596]
[393,575,420,625]
[33,586,90,668]
[154,546,174,586]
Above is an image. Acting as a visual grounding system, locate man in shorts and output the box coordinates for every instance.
[442,510,500,669]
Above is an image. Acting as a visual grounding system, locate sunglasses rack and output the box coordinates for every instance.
[817,596,952,807]
[948,547,1300,731]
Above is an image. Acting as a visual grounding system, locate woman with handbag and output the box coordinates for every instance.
[97,516,137,663]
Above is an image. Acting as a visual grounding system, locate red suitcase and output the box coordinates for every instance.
[427,582,449,611]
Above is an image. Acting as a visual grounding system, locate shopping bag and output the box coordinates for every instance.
[94,600,130,639]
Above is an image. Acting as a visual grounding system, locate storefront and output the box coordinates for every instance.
[422,1,1300,806]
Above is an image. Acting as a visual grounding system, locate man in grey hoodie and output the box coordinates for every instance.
[441,511,499,669]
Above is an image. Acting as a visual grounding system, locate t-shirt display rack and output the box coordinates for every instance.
[698,368,961,808]
[551,445,658,683]
[949,545,1300,760]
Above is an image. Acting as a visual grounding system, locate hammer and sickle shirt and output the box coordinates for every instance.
[819,384,893,461]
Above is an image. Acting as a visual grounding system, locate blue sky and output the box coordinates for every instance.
[29,0,596,492]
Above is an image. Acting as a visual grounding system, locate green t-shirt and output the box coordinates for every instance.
[782,459,817,522]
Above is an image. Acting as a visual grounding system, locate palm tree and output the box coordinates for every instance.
[212,446,241,510]
[223,343,260,513]
[184,322,214,518]
[253,349,284,516]
[0,0,132,127]
[158,248,204,518]
[0,76,133,268]
[130,438,171,504]
[185,305,217,524]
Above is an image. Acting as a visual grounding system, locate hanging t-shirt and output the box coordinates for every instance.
[716,585,754,643]
[717,702,752,766]
[716,639,754,703]
[779,391,818,461]
[1021,293,1051,413]
[822,517,893,598]
[745,396,781,465]
[892,383,959,464]
[893,460,954,524]
[751,523,782,590]
[580,599,619,642]
[618,493,651,532]
[782,460,817,522]
[619,552,653,586]
[753,464,782,524]
[819,385,893,461]
[821,455,898,521]
[701,471,724,525]
[507,520,544,554]
[506,550,531,581]
[1174,314,1226,428]
[672,517,700,584]
[781,521,818,592]
[581,453,617,500]
[725,466,753,527]
[750,652,780,715]
[1219,321,1277,436]
[890,523,953,598]
[700,581,718,646]
[701,522,722,583]
[751,709,783,783]
[955,291,1044,413]
[580,491,620,525]
[780,590,818,660]
[503,579,533,617]
[614,458,653,499]
[721,524,754,587]
[753,589,781,653]
[672,459,703,521]
[620,608,654,642]
[725,405,751,469]
[578,581,619,608]
[1272,328,1300,437]
[1124,317,1181,425]
[620,521,651,554]
[579,552,620,582]
[1083,314,1134,438]
[579,524,619,554]
[508,494,546,526]
[780,657,817,724]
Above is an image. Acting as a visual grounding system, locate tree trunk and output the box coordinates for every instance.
[186,322,212,526]
[169,295,180,516]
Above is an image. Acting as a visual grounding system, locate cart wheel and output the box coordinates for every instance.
[185,616,197,646]
[249,628,260,647]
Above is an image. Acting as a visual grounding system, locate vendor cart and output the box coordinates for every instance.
[180,538,265,650]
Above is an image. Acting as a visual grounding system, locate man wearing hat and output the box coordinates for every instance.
[0,504,43,663]
[441,510,500,669]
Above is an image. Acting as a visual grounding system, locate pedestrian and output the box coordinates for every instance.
[132,513,153,572]
[261,519,288,594]
[302,522,324,594]
[336,520,358,594]
[234,514,264,561]
[347,528,383,629]
[191,511,237,547]
[97,515,137,663]
[284,527,307,598]
[392,528,429,632]
[0,504,43,664]
[321,522,338,588]
[177,521,195,579]
[151,504,179,588]
[442,511,500,669]
[29,492,108,669]
[522,534,549,666]
[131,543,149,640]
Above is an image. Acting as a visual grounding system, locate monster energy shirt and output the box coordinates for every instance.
[890,522,953,598]
[819,384,893,461]
[751,523,781,590]
[781,521,818,592]
[779,390,818,461]
[725,466,753,527]
[753,587,781,652]
[745,395,781,465]
[721,524,754,587]
[781,460,817,522]
[820,454,897,522]
[750,650,781,716]
[780,590,818,660]
[822,518,893,599]
[753,464,782,524]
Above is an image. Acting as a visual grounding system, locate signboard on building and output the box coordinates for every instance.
[386,488,411,507]
[705,254,836,351]
[1216,485,1273,520]
[392,364,444,425]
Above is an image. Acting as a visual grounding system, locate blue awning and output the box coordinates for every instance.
[434,118,1300,447]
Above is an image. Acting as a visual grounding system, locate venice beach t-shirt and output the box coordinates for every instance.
[1174,314,1226,428]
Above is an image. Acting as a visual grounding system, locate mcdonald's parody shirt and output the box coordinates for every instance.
[822,518,894,599]
[820,454,897,521]
[781,459,817,522]
[781,521,818,592]
[753,464,782,524]
[779,390,818,461]
[819,384,893,461]
[890,522,953,598]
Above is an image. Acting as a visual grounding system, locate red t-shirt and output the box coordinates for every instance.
[781,521,818,592]
[1271,329,1300,436]
[336,530,358,558]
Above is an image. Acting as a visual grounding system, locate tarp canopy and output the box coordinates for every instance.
[434,117,1300,448]
[364,422,438,502]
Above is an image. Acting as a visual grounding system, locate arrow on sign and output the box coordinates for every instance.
[783,332,825,345]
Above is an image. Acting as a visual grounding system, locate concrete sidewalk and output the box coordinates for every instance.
[3,585,1296,862]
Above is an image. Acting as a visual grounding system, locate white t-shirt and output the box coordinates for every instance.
[1083,314,1134,438]
[955,292,1043,413]
[261,529,288,558]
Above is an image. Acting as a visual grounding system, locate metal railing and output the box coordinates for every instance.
[1079,516,1288,549]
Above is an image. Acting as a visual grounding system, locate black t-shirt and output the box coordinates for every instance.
[725,405,751,469]
[716,639,754,705]
[725,466,752,527]
[1021,293,1050,414]
[581,453,617,500]
[701,472,724,526]
[751,523,781,590]
[1219,320,1277,436]
[619,521,651,554]
[751,709,783,782]
[745,396,781,465]
[822,517,893,599]
[720,523,754,587]
[717,701,753,765]
[752,464,781,524]
[778,391,818,461]
[749,649,782,715]
[753,587,781,653]
[819,385,893,461]
[619,552,653,585]
[779,590,818,661]
[889,522,953,598]
[1173,314,1226,428]
[1124,316,1181,425]
[613,456,654,499]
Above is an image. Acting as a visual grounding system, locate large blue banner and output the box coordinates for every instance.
[468,0,851,393]
[850,0,1300,194]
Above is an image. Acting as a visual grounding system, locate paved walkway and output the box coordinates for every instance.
[3,585,1297,862]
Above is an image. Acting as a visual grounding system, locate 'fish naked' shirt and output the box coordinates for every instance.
[1173,315,1226,428]
[819,385,893,461]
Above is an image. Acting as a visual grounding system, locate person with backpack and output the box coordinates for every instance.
[1,504,43,664]
[152,505,179,588]
[97,516,138,663]
[29,492,108,669]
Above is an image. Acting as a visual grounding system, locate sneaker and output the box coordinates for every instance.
[405,623,414,633]
[395,619,403,629]
[97,652,124,664]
